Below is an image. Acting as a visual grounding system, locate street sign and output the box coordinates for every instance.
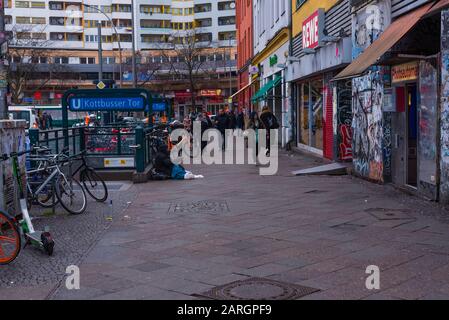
[96,81,106,90]
[69,97,146,111]
[152,102,166,112]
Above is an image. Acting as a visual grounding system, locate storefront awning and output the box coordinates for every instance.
[229,79,256,101]
[333,2,434,81]
[251,75,282,103]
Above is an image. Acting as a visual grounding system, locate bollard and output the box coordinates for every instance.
[135,125,145,173]
[29,128,39,148]
[79,127,86,152]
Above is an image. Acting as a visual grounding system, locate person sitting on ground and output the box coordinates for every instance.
[154,143,204,181]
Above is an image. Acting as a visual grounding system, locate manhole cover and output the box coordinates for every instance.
[168,200,229,214]
[195,278,319,300]
[365,208,415,221]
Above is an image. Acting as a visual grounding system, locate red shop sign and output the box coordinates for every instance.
[302,9,325,49]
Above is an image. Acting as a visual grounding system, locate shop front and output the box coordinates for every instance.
[288,5,352,159]
[174,90,226,119]
[335,0,446,200]
[287,0,353,159]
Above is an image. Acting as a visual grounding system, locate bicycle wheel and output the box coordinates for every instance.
[80,168,108,202]
[0,211,21,265]
[28,172,59,208]
[55,176,87,215]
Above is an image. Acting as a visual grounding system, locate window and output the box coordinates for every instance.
[49,2,63,10]
[194,4,211,13]
[15,1,30,8]
[218,16,235,26]
[16,17,31,24]
[54,57,69,64]
[32,33,46,40]
[103,57,115,64]
[50,17,64,25]
[195,33,212,42]
[195,18,212,27]
[218,1,236,11]
[80,57,96,64]
[85,35,98,42]
[31,17,46,24]
[218,31,236,41]
[30,1,45,9]
[140,20,169,28]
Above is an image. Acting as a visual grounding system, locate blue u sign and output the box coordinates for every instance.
[69,97,146,111]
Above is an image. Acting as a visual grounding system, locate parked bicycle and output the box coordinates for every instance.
[26,147,87,215]
[66,150,108,203]
[0,149,54,264]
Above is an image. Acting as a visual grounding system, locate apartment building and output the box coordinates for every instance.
[3,0,237,107]
[4,0,236,50]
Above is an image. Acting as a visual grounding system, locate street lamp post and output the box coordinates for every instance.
[83,3,123,88]
[131,0,137,88]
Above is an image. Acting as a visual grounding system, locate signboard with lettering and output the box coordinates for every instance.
[69,97,146,111]
[302,9,325,49]
[391,62,418,83]
[152,102,166,111]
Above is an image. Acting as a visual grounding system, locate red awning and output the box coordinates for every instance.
[333,2,434,81]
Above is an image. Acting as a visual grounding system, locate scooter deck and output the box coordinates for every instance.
[26,231,43,244]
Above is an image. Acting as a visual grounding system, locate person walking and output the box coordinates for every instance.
[247,111,260,157]
[259,106,279,156]
[228,109,237,130]
[215,109,229,150]
[236,109,244,137]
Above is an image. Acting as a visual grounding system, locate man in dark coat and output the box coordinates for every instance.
[215,109,229,149]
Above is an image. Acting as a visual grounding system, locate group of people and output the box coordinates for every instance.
[37,112,53,130]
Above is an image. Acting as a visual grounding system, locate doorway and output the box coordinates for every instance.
[406,84,418,187]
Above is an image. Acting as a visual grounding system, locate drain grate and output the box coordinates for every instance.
[195,277,319,300]
[365,208,415,221]
[168,200,229,215]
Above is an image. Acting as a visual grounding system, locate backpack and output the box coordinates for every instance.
[267,114,280,129]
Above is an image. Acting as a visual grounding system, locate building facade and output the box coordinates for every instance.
[251,0,291,147]
[287,0,352,159]
[334,0,449,203]
[233,0,252,111]
[3,0,238,113]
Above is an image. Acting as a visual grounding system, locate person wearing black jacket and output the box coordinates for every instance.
[154,144,174,178]
[228,110,237,130]
[259,106,278,156]
[215,109,229,149]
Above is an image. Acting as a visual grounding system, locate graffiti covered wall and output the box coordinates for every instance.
[350,0,391,182]
[352,73,385,181]
[440,10,449,203]
[352,0,391,60]
[336,80,353,161]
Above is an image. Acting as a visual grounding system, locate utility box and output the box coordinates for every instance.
[0,120,28,216]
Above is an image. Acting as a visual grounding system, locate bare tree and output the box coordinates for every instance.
[126,51,161,87]
[6,25,67,104]
[162,29,217,113]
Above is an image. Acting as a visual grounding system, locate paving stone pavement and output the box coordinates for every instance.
[0,181,136,299]
[4,150,449,300]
